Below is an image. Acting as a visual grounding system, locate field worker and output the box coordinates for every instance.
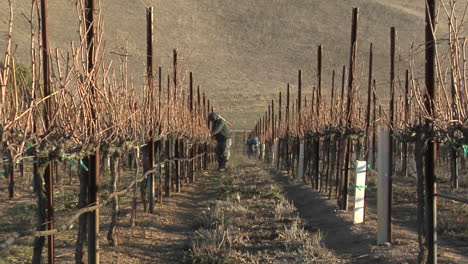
[245,136,259,158]
[208,112,232,170]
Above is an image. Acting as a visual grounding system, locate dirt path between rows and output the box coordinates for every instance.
[269,169,466,264]
[96,171,219,264]
[2,156,466,263]
[0,168,219,264]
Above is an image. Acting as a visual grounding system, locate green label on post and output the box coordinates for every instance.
[80,159,89,172]
[464,145,468,157]
[355,185,368,191]
[0,172,4,179]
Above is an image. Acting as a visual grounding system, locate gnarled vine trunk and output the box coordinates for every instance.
[414,138,427,264]
[107,151,120,246]
[32,161,47,264]
[4,150,14,199]
[75,165,88,264]
[140,145,150,213]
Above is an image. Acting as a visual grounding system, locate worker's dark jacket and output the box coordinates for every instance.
[211,119,231,142]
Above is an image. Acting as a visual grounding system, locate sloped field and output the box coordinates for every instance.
[0,0,426,129]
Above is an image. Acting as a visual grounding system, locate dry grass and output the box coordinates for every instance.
[274,199,295,221]
[188,155,342,263]
[280,216,336,262]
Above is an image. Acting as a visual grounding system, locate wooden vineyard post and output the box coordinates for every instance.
[371,80,377,170]
[325,70,335,196]
[342,7,358,211]
[265,113,268,161]
[286,84,290,172]
[377,126,390,245]
[272,100,276,165]
[450,68,458,188]
[363,42,373,222]
[196,86,203,172]
[146,6,156,214]
[189,72,195,182]
[297,70,301,133]
[259,123,262,161]
[165,48,176,192]
[270,103,273,163]
[277,92,282,169]
[180,141,186,185]
[158,66,162,127]
[334,65,346,201]
[157,67,163,200]
[274,101,277,163]
[292,112,295,174]
[388,26,396,241]
[402,70,409,179]
[173,49,177,97]
[297,70,302,180]
[85,0,100,262]
[314,45,322,190]
[88,154,100,264]
[156,140,163,202]
[172,138,177,191]
[290,107,294,175]
[273,138,278,167]
[260,118,263,160]
[203,93,208,170]
[207,100,212,167]
[265,107,269,163]
[205,99,212,169]
[40,0,55,262]
[165,139,172,197]
[261,116,266,160]
[267,105,271,164]
[175,138,181,192]
[424,0,438,262]
[303,137,310,185]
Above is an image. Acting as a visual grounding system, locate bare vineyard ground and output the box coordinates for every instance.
[0,164,218,264]
[269,167,468,264]
[1,153,467,263]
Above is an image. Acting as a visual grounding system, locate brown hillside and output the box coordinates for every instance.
[0,0,427,130]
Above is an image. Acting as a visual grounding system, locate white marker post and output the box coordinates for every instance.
[377,126,390,245]
[260,143,266,161]
[297,143,305,181]
[354,160,367,224]
[273,139,278,165]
